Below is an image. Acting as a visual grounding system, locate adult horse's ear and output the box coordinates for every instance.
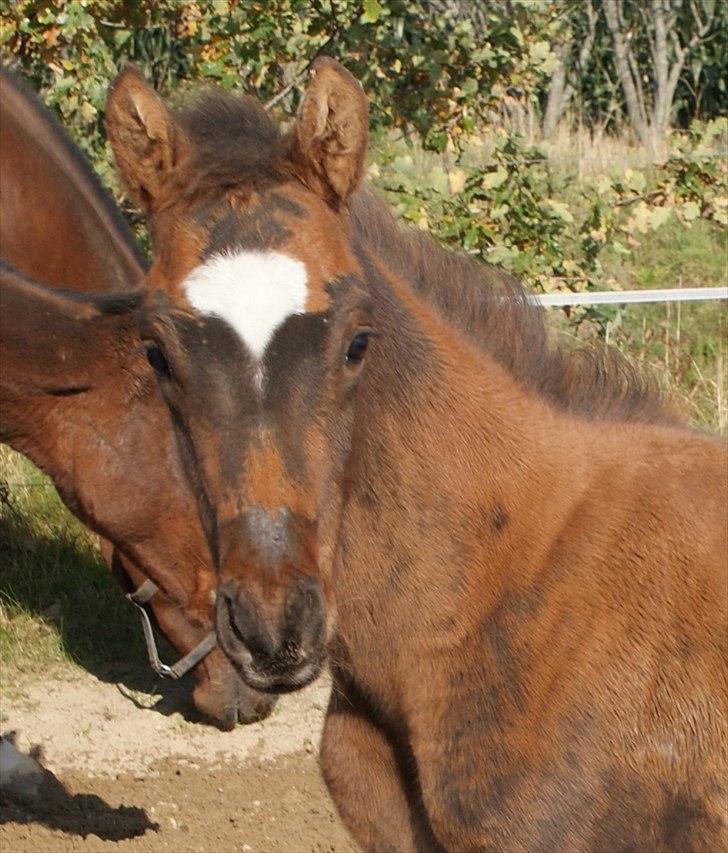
[291,57,368,209]
[105,65,187,210]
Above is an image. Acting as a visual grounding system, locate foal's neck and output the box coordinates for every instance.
[336,264,592,665]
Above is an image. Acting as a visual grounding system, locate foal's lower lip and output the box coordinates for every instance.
[236,658,323,695]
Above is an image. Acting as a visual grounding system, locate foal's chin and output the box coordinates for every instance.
[188,646,277,729]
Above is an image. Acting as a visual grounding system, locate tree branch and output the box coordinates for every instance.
[263,26,341,112]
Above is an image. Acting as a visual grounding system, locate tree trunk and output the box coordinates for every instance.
[605,0,715,150]
[651,0,674,142]
[542,43,571,139]
[603,0,651,146]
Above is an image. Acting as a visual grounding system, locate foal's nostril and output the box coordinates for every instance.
[282,578,325,650]
[220,590,274,661]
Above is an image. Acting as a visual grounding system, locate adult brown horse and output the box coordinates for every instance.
[0,67,274,727]
[106,60,727,850]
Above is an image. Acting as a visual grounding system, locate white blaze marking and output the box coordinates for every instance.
[183,249,308,360]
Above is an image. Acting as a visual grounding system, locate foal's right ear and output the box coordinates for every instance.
[105,66,188,211]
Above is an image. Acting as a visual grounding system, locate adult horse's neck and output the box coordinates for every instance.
[331,247,594,708]
[0,69,144,291]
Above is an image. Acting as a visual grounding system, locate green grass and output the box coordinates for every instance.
[588,218,726,433]
[601,215,726,290]
[0,446,147,681]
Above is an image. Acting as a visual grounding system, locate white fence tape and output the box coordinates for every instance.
[533,287,728,307]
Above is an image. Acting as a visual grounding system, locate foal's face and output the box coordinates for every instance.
[107,57,371,692]
[107,59,373,691]
[140,185,370,690]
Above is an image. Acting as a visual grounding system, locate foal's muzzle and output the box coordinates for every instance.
[215,577,326,693]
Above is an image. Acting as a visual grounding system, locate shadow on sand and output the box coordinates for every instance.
[0,482,214,728]
[0,759,158,841]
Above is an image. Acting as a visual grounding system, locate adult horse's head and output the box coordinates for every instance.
[106,60,371,693]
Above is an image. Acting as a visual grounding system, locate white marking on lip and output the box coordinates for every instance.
[182,249,308,361]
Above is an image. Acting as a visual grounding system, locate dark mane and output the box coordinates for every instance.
[0,64,146,281]
[350,190,680,426]
[177,91,289,198]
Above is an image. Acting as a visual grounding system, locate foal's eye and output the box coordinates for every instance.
[145,344,171,379]
[345,332,371,367]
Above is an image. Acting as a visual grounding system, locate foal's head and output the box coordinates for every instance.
[107,60,373,692]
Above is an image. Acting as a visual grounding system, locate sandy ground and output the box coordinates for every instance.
[0,668,358,852]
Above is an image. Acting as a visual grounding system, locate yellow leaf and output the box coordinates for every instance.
[681,201,700,222]
[448,169,467,194]
[79,101,97,123]
[43,26,60,47]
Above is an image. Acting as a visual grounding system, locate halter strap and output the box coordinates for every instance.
[126,580,217,679]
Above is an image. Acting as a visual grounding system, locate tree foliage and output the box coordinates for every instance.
[377,119,726,297]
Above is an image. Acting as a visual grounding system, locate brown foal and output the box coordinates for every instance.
[105,60,726,849]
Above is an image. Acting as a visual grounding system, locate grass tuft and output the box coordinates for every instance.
[0,446,147,680]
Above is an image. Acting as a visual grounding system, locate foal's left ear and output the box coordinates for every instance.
[105,65,188,211]
[291,57,368,209]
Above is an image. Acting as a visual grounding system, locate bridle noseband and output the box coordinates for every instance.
[126,579,217,679]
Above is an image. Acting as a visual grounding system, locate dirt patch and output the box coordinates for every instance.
[0,669,357,852]
[0,753,355,852]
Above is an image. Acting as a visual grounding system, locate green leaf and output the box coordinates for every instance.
[624,169,646,193]
[461,77,478,97]
[544,198,574,223]
[361,0,383,24]
[113,29,132,48]
[594,175,613,196]
[646,206,673,230]
[529,40,551,63]
[481,167,507,190]
[488,244,518,265]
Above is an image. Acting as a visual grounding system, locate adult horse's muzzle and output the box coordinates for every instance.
[215,576,326,693]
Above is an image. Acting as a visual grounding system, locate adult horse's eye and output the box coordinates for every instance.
[145,344,171,379]
[345,332,370,367]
